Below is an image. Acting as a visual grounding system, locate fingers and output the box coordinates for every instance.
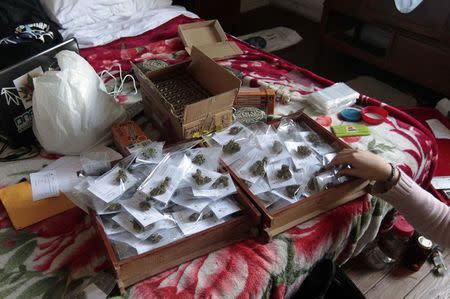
[328,150,356,168]
[336,168,358,177]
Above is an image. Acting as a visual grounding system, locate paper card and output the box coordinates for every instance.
[267,194,295,212]
[82,160,111,177]
[212,121,252,145]
[256,134,291,162]
[208,197,241,219]
[272,186,303,204]
[122,194,167,227]
[41,156,83,193]
[171,209,224,236]
[88,167,138,203]
[266,159,297,190]
[426,119,450,140]
[186,147,222,171]
[30,170,60,201]
[112,212,176,240]
[249,177,271,195]
[134,227,184,255]
[284,141,320,170]
[231,148,267,184]
[139,165,182,204]
[13,66,43,109]
[108,231,141,248]
[188,168,237,199]
[431,176,450,190]
[171,189,212,213]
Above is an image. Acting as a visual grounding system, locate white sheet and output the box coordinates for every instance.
[59,6,197,48]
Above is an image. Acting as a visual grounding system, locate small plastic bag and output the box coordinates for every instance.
[121,193,167,227]
[221,138,253,165]
[135,141,165,164]
[276,118,307,141]
[134,227,184,254]
[97,200,123,215]
[138,156,190,204]
[284,141,321,170]
[108,231,140,259]
[249,176,271,195]
[101,215,126,235]
[247,121,274,135]
[171,209,225,236]
[257,192,280,208]
[314,170,337,191]
[186,147,222,171]
[266,159,297,190]
[232,148,268,184]
[299,131,335,156]
[80,145,122,176]
[307,83,359,114]
[112,212,176,240]
[211,121,252,146]
[208,197,242,219]
[188,167,237,199]
[87,166,139,203]
[171,188,212,213]
[256,133,291,162]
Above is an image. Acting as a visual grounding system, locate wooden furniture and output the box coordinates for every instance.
[320,0,450,97]
[222,112,370,242]
[92,187,260,293]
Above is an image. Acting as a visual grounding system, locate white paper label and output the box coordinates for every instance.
[426,119,450,140]
[256,134,291,162]
[134,227,184,254]
[171,189,212,213]
[266,159,297,190]
[112,213,176,240]
[208,197,241,219]
[30,170,60,201]
[431,176,450,190]
[87,167,138,203]
[212,121,252,145]
[171,210,224,236]
[299,132,335,155]
[284,141,321,170]
[122,194,167,227]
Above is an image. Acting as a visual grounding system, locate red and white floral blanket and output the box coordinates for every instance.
[0,16,437,298]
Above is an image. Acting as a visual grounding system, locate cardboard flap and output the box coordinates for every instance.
[179,20,243,59]
[183,90,237,124]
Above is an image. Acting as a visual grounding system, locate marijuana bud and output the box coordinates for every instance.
[150,177,171,197]
[223,140,241,154]
[229,126,243,135]
[149,233,163,243]
[212,175,229,188]
[286,185,300,198]
[189,212,200,222]
[276,164,292,180]
[250,157,268,176]
[307,133,322,146]
[296,145,312,157]
[106,203,121,212]
[192,169,212,185]
[115,169,128,184]
[142,147,157,159]
[131,219,143,232]
[192,153,206,165]
[139,201,152,211]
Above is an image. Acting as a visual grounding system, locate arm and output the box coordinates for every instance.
[329,149,450,248]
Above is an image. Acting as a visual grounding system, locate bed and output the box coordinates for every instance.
[0,9,438,299]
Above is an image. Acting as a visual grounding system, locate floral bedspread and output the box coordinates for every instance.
[0,16,437,298]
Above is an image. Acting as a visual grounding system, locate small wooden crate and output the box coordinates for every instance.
[91,187,260,293]
[222,112,371,242]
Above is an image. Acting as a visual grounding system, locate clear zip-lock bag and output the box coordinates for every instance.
[135,141,165,165]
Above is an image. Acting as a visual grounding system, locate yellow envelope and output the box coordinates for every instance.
[0,182,75,230]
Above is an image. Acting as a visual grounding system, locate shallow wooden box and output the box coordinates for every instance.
[91,187,260,293]
[222,112,370,242]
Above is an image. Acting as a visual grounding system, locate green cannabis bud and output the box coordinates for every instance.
[250,157,268,176]
[149,233,163,243]
[229,126,243,135]
[276,164,292,180]
[106,203,121,212]
[307,133,322,146]
[142,147,157,159]
[192,169,212,185]
[150,177,171,197]
[296,145,312,157]
[223,140,241,154]
[286,185,301,198]
[192,153,206,165]
[115,169,128,184]
[139,201,152,211]
[212,175,229,188]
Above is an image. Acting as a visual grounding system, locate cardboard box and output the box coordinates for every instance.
[133,47,241,141]
[219,112,371,242]
[112,121,149,156]
[235,86,276,115]
[178,20,243,59]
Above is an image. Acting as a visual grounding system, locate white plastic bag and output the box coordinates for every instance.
[32,50,125,155]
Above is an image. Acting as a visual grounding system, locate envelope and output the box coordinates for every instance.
[0,182,75,230]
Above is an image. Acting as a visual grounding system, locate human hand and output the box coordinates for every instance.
[328,149,392,182]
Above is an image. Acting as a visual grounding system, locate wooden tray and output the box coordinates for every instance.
[221,112,371,242]
[91,187,260,294]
